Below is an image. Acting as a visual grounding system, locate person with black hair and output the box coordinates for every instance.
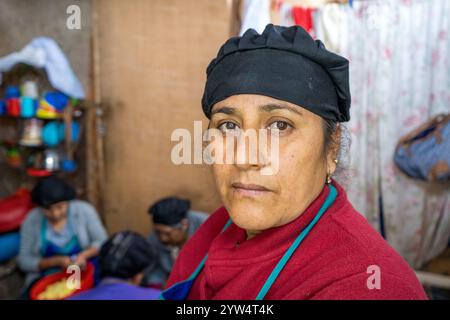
[142,197,208,288]
[70,231,161,300]
[18,176,107,290]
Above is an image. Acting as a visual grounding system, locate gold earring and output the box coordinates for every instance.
[326,159,338,184]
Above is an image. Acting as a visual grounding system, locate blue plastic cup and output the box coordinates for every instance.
[0,100,6,115]
[20,97,36,118]
[5,86,20,99]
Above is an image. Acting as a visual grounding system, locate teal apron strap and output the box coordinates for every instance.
[39,203,79,257]
[187,218,233,280]
[159,218,233,300]
[255,184,338,300]
[40,214,47,257]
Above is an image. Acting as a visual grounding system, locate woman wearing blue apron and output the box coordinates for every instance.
[161,25,426,300]
[18,177,108,297]
[40,207,84,277]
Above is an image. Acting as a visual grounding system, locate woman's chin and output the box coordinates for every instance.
[227,203,277,233]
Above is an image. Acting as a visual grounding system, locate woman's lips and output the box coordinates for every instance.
[231,182,272,197]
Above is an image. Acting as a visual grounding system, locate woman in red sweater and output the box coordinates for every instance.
[161,24,427,300]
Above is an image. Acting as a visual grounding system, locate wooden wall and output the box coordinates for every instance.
[94,0,231,235]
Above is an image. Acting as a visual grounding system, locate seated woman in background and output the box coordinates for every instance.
[162,25,427,300]
[18,176,108,294]
[70,231,161,300]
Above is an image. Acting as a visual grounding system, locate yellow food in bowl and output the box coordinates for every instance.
[37,279,76,300]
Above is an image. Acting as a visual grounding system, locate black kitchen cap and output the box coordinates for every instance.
[202,24,351,122]
[148,197,191,226]
[31,176,76,209]
[99,231,157,280]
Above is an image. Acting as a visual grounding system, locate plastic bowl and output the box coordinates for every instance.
[0,231,20,262]
[30,262,95,300]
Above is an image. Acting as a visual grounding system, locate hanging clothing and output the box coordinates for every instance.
[279,2,295,27]
[314,0,450,268]
[239,0,271,36]
[313,3,350,53]
[292,6,314,34]
[0,37,85,98]
[165,181,426,300]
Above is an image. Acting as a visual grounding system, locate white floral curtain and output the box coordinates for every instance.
[315,0,450,268]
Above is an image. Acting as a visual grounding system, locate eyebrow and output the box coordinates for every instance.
[259,103,303,116]
[210,102,303,117]
[210,106,237,116]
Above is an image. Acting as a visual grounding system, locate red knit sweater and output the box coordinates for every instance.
[166,181,427,300]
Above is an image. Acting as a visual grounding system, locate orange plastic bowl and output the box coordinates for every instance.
[30,262,95,300]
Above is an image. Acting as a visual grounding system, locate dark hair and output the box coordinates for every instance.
[322,118,351,179]
[99,231,156,280]
[148,197,191,226]
[323,119,339,155]
[31,177,76,209]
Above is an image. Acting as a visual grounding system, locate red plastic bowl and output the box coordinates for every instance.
[0,188,34,233]
[30,262,95,300]
[26,168,53,177]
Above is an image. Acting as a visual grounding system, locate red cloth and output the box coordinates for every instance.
[167,181,427,300]
[292,7,314,34]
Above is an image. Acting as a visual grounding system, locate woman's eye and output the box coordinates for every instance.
[268,121,290,131]
[218,121,239,132]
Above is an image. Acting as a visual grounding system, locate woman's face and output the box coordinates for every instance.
[209,94,337,236]
[153,219,189,246]
[43,201,68,223]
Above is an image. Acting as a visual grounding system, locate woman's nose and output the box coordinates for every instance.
[233,130,271,171]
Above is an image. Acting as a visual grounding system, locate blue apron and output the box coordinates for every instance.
[40,208,83,276]
[160,184,338,300]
